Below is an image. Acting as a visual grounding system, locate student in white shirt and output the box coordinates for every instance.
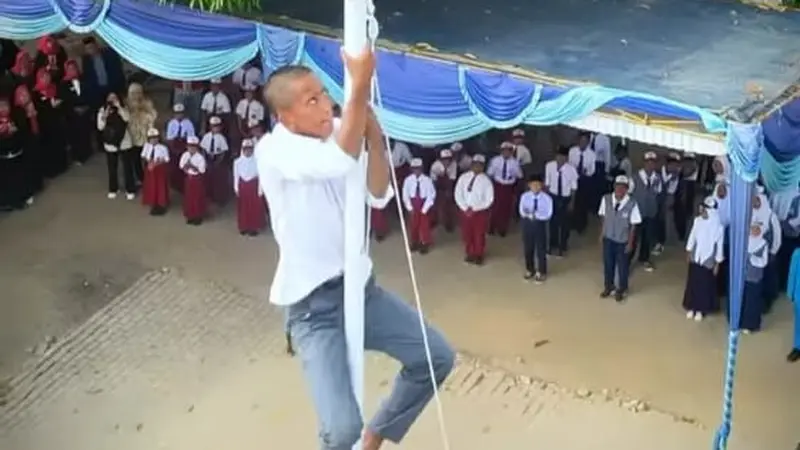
[486,142,523,236]
[140,127,170,215]
[519,173,553,282]
[254,57,453,450]
[165,103,196,192]
[682,196,725,321]
[179,135,207,225]
[544,146,578,256]
[569,132,597,234]
[200,116,231,205]
[754,186,782,314]
[677,152,699,240]
[510,128,532,166]
[592,133,611,181]
[390,139,412,181]
[452,141,472,173]
[231,61,262,92]
[737,215,770,333]
[200,78,232,133]
[236,85,265,137]
[454,154,493,264]
[429,148,458,232]
[402,158,437,253]
[233,139,266,236]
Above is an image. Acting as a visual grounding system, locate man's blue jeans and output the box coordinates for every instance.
[603,237,630,292]
[286,276,455,450]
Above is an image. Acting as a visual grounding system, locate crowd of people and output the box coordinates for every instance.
[1,36,798,363]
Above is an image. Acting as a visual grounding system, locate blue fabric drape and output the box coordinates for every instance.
[761,99,800,192]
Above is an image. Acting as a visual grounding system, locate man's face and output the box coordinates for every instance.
[472,163,484,173]
[614,184,628,198]
[556,154,566,164]
[501,148,512,159]
[529,181,541,193]
[277,73,334,139]
[578,135,590,149]
[645,159,656,171]
[210,84,220,92]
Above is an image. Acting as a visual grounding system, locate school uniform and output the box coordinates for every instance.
[200,90,232,130]
[514,143,532,166]
[34,74,69,179]
[454,168,494,263]
[568,145,597,234]
[682,207,725,317]
[544,160,578,254]
[140,141,170,214]
[486,155,523,236]
[61,72,93,164]
[233,152,266,235]
[598,190,642,300]
[519,190,553,278]
[172,81,204,126]
[0,108,35,210]
[430,156,458,232]
[630,168,662,269]
[235,98,265,134]
[591,133,611,209]
[402,172,436,252]
[200,131,231,205]
[179,149,207,224]
[735,225,770,332]
[165,116,195,192]
[676,154,699,240]
[231,66,262,92]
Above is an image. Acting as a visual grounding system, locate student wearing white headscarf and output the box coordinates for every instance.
[733,211,771,333]
[713,181,732,297]
[753,186,782,313]
[682,197,725,321]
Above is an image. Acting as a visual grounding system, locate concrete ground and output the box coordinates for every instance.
[0,157,796,449]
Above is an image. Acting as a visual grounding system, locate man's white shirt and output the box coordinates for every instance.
[255,120,394,306]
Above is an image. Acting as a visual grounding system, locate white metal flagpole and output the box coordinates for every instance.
[342,0,369,448]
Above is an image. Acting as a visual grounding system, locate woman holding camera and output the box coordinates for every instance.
[97,92,136,200]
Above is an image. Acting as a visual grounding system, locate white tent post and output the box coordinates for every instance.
[342,0,369,449]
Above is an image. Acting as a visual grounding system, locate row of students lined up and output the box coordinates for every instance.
[138,127,266,234]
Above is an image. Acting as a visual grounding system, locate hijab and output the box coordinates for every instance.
[713,182,731,226]
[63,60,80,82]
[34,68,56,99]
[14,85,39,134]
[689,197,724,263]
[36,36,57,56]
[713,156,730,183]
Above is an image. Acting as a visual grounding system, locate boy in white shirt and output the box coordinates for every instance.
[544,146,578,256]
[486,142,523,236]
[200,78,232,133]
[200,116,231,205]
[511,128,532,166]
[236,85,265,138]
[165,103,196,193]
[231,61,262,93]
[402,158,437,253]
[569,132,597,234]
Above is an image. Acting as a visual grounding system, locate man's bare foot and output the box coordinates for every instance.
[362,429,384,450]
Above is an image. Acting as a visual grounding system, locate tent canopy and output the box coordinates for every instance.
[2,0,766,158]
[259,0,800,120]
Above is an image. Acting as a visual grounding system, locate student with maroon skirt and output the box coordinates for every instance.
[140,128,170,215]
[233,138,266,236]
[179,135,207,225]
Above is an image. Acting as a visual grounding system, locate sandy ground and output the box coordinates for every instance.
[0,157,796,449]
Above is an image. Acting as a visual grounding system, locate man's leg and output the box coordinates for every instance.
[288,281,363,450]
[364,281,455,445]
[602,238,615,292]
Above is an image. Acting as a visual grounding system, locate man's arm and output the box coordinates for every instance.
[336,48,375,158]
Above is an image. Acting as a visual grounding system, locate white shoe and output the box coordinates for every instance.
[686,310,694,319]
[126,193,135,201]
[25,197,34,206]
[693,312,703,322]
[107,192,117,199]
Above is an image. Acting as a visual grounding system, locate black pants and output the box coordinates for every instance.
[131,145,144,186]
[655,199,667,245]
[630,217,655,264]
[106,150,136,194]
[522,219,548,274]
[549,196,571,252]
[571,178,592,234]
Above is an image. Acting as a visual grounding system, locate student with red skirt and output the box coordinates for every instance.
[140,128,170,216]
[486,142,523,236]
[233,138,266,236]
[179,135,207,225]
[401,158,437,254]
[454,154,494,265]
[200,116,231,206]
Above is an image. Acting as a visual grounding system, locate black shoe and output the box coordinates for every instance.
[524,271,535,280]
[464,255,474,264]
[498,231,507,238]
[474,256,485,266]
[419,244,430,255]
[249,231,260,237]
[615,290,627,303]
[410,243,420,252]
[375,234,386,242]
[787,349,800,363]
[600,288,613,298]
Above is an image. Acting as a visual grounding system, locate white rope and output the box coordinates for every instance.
[363,3,453,449]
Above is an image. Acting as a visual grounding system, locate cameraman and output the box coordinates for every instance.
[97,92,135,200]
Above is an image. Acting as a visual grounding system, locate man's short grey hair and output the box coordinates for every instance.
[263,65,314,111]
